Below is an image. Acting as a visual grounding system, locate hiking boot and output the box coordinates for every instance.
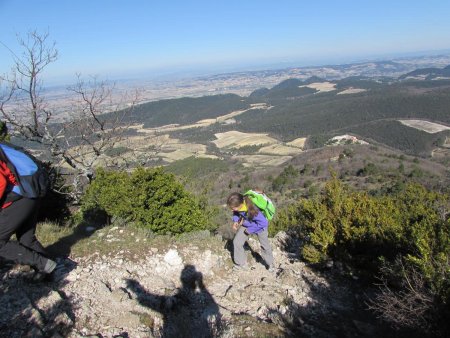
[232,264,249,272]
[31,257,78,283]
[29,259,57,283]
[51,257,78,283]
[55,256,78,269]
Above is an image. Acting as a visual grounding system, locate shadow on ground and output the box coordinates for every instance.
[44,222,97,258]
[265,232,432,338]
[126,264,223,338]
[44,209,109,258]
[0,263,75,337]
[0,209,105,337]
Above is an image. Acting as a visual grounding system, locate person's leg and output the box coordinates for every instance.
[0,198,53,272]
[15,198,49,257]
[232,227,249,267]
[257,228,274,267]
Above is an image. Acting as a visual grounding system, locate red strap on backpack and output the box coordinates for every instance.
[0,161,17,185]
[0,160,18,208]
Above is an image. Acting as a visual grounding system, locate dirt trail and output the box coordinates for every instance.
[0,231,393,337]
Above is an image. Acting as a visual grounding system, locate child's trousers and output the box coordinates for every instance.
[233,226,274,267]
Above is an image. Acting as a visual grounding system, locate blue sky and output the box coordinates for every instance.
[1,0,450,83]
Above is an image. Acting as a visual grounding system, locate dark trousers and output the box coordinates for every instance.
[0,197,49,271]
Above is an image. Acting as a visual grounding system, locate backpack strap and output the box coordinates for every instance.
[0,159,22,205]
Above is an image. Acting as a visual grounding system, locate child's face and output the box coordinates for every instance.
[230,204,242,212]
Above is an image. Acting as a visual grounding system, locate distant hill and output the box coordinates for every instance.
[303,76,326,85]
[334,76,387,90]
[248,87,270,98]
[240,74,450,156]
[248,77,329,100]
[122,94,249,128]
[115,67,450,158]
[399,64,450,80]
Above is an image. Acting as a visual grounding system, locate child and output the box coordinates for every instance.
[226,192,274,272]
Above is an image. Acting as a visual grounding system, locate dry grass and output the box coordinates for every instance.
[37,221,226,262]
[337,88,367,95]
[300,82,336,92]
[37,221,176,259]
[443,137,450,148]
[398,119,450,133]
[233,154,293,167]
[258,144,303,156]
[286,137,307,149]
[213,131,277,149]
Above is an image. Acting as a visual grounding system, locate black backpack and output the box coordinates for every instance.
[0,142,50,199]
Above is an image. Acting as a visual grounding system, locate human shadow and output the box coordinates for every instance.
[126,265,222,338]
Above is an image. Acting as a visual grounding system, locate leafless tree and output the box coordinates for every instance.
[0,73,16,140]
[0,31,57,141]
[367,259,435,331]
[0,31,142,201]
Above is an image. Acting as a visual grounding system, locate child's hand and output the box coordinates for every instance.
[232,222,240,231]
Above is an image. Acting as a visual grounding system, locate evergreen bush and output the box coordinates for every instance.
[81,167,209,235]
[273,177,449,306]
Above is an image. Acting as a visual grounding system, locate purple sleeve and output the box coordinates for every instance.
[242,210,268,233]
[231,211,241,223]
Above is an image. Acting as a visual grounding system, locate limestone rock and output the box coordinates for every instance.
[163,249,183,266]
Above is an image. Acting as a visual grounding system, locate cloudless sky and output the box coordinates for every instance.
[1,0,450,84]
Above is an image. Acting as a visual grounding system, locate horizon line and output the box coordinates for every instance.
[42,48,450,88]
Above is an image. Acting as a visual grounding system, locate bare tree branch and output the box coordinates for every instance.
[367,259,435,331]
[1,31,144,202]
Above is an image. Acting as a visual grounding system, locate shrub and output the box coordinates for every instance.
[271,165,299,192]
[343,148,354,158]
[315,164,323,176]
[356,162,378,176]
[105,146,130,157]
[166,156,228,178]
[81,167,209,235]
[0,121,9,141]
[408,166,424,178]
[275,177,450,331]
[368,260,436,331]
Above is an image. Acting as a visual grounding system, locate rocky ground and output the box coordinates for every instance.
[0,229,396,338]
